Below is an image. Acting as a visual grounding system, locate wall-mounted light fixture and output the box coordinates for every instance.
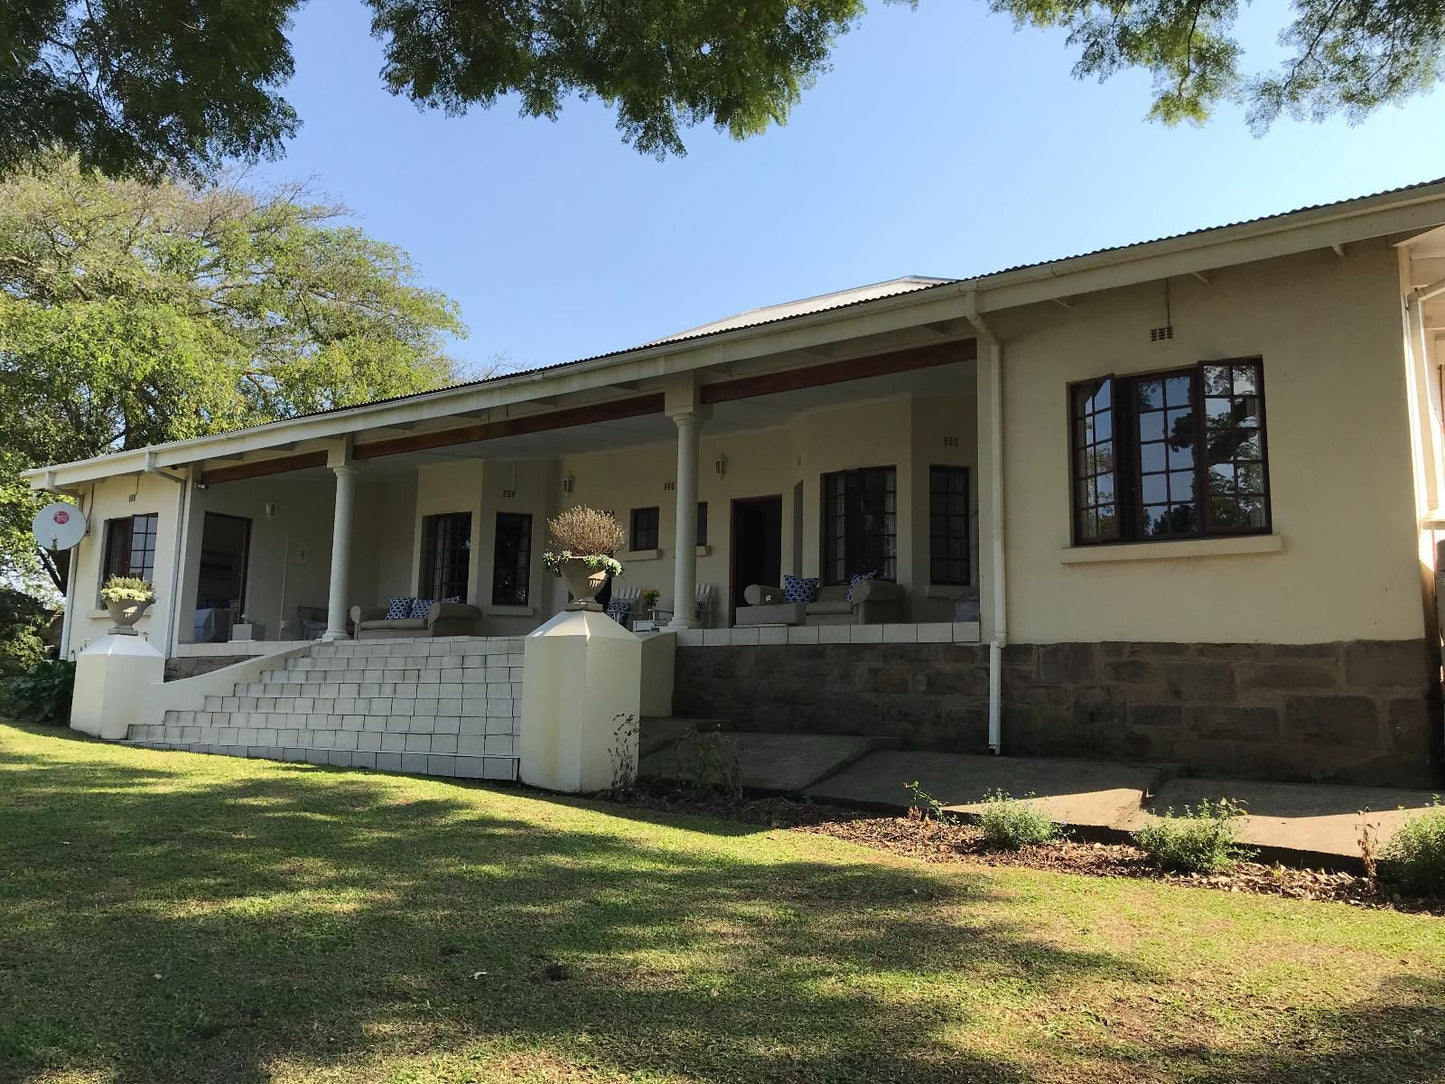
[714,453,728,478]
[561,472,575,494]
[264,501,277,521]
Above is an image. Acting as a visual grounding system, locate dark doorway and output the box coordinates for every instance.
[730,495,782,626]
[195,513,251,642]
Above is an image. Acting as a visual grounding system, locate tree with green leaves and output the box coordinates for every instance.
[1,0,1440,181]
[0,155,467,594]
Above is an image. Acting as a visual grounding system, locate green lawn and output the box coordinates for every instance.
[1,722,1442,1084]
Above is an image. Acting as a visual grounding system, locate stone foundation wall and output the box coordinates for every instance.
[673,639,1443,787]
[164,655,252,681]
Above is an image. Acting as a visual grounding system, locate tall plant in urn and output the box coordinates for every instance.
[99,576,156,635]
[542,507,625,611]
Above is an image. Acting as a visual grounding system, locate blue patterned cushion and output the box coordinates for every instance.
[846,571,876,602]
[386,597,415,620]
[410,598,435,619]
[782,575,819,603]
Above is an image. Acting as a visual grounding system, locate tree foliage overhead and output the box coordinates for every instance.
[0,155,466,592]
[2,0,1442,178]
[992,0,1445,129]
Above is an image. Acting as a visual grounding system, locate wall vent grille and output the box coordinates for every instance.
[1150,325,1174,342]
[663,481,676,492]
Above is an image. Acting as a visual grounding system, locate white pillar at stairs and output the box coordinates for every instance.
[323,463,358,642]
[667,409,703,630]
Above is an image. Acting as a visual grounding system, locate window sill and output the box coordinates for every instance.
[1059,534,1284,565]
[623,548,663,562]
[925,584,975,599]
[484,605,535,617]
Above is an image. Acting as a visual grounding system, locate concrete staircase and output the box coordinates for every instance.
[124,637,523,780]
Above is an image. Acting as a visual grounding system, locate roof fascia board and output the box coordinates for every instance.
[972,194,1445,313]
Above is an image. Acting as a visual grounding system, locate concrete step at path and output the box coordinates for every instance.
[638,716,703,757]
[641,730,896,794]
[805,750,1168,830]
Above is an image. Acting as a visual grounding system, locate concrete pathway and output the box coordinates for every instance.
[643,719,1440,867]
[640,730,888,794]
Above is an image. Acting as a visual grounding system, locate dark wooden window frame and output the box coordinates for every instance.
[419,511,472,601]
[491,512,533,607]
[1068,357,1272,547]
[928,465,971,586]
[101,513,159,587]
[696,502,708,548]
[820,465,898,585]
[630,506,660,551]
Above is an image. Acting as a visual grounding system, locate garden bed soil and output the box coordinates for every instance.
[600,784,1445,916]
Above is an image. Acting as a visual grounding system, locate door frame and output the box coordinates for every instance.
[196,511,253,617]
[728,494,783,628]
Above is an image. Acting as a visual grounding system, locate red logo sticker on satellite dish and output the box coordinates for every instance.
[53,510,69,525]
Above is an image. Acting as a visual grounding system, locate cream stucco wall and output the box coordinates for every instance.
[995,242,1425,645]
[62,471,186,656]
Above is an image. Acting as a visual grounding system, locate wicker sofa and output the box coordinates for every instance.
[348,601,485,640]
[736,580,902,627]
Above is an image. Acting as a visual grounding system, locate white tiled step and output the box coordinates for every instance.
[138,719,517,755]
[123,739,518,780]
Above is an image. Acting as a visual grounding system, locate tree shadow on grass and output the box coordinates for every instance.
[0,740,1440,1084]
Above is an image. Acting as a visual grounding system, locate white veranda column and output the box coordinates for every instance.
[667,410,703,630]
[323,464,358,641]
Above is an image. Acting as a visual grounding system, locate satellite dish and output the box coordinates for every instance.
[32,502,87,551]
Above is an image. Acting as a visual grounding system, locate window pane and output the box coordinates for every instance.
[1138,411,1165,442]
[1232,364,1257,395]
[1139,443,1166,474]
[1142,474,1168,504]
[1136,380,1164,410]
[1162,376,1188,407]
[1169,470,1195,501]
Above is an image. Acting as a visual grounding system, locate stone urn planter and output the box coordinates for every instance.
[106,599,153,636]
[559,558,610,612]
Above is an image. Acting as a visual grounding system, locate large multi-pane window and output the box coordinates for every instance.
[102,513,158,585]
[929,466,970,585]
[419,512,472,600]
[1070,358,1270,545]
[821,466,897,584]
[491,512,532,606]
[630,506,660,551]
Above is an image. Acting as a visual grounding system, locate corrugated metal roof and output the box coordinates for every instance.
[277,174,1445,426]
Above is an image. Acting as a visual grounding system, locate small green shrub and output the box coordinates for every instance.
[904,779,951,823]
[4,659,75,725]
[1378,799,1445,897]
[1134,797,1253,873]
[976,790,1059,850]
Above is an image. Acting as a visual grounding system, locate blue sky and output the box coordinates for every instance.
[264,1,1445,376]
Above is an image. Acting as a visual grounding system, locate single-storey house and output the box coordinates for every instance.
[27,179,1445,787]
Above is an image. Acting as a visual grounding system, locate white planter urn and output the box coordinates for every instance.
[559,558,610,612]
[105,599,153,636]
